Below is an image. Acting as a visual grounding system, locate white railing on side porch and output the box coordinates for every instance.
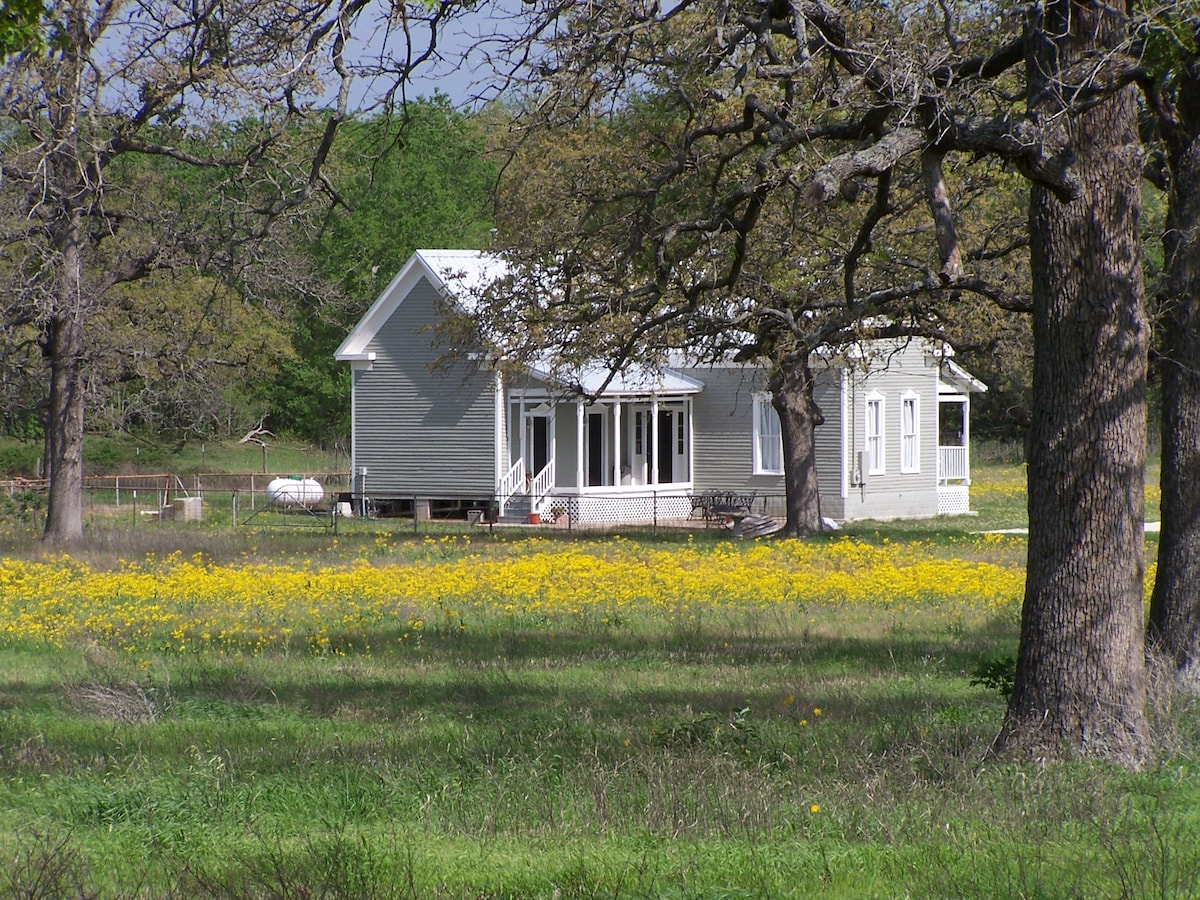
[529,459,556,513]
[938,445,969,483]
[497,458,526,517]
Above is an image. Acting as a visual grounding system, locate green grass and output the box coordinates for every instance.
[0,457,1193,898]
[0,435,348,480]
[2,604,1198,898]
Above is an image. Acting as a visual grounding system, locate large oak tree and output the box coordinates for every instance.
[484,0,1152,765]
[484,2,1028,537]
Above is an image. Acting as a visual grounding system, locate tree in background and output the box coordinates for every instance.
[0,0,471,543]
[0,0,43,58]
[1145,9,1200,674]
[264,97,499,446]
[87,272,297,436]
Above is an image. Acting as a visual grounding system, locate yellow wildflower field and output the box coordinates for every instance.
[0,536,1030,656]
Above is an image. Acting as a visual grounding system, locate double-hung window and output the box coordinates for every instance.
[865,392,885,475]
[900,391,920,473]
[753,394,784,475]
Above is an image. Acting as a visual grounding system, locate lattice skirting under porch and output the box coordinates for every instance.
[937,485,971,516]
[562,493,693,524]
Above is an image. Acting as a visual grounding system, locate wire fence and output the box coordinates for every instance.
[2,475,790,536]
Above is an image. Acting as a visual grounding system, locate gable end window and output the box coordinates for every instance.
[753,394,784,475]
[900,391,920,474]
[866,392,885,475]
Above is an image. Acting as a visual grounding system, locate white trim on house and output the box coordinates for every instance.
[865,391,885,476]
[900,390,920,474]
[840,367,850,499]
[752,393,784,475]
[338,251,990,524]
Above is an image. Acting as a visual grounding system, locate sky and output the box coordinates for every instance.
[343,2,526,112]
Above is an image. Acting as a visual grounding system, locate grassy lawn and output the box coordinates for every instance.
[0,458,1196,898]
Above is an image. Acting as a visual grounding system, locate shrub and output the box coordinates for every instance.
[0,442,40,478]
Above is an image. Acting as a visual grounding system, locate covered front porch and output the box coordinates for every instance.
[496,373,703,523]
[936,359,984,515]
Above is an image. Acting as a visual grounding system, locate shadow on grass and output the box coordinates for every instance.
[3,624,1013,737]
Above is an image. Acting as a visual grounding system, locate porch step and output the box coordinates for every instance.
[500,493,534,524]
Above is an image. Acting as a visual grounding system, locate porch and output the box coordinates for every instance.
[496,381,702,523]
[936,359,983,516]
[936,395,972,515]
[936,444,971,515]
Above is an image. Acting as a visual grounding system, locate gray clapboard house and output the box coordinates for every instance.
[335,249,986,524]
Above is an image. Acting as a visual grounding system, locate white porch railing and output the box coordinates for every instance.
[938,445,969,483]
[529,459,556,514]
[497,458,526,517]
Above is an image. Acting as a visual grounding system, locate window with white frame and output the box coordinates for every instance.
[753,394,784,475]
[900,391,920,473]
[865,392,885,475]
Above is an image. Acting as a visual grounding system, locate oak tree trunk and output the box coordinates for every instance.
[770,357,825,537]
[994,0,1150,765]
[1148,63,1200,673]
[42,217,87,546]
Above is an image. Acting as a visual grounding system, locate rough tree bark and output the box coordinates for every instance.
[42,262,87,545]
[994,0,1150,764]
[1148,49,1200,673]
[769,356,825,536]
[39,55,89,546]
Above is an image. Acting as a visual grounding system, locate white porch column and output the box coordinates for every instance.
[576,399,585,489]
[518,393,527,468]
[493,370,505,489]
[549,405,557,487]
[963,396,972,485]
[686,398,695,484]
[650,396,660,485]
[612,402,622,487]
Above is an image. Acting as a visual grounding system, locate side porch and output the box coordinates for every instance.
[935,382,977,515]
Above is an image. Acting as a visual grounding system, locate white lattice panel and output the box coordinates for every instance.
[937,486,971,516]
[566,493,692,524]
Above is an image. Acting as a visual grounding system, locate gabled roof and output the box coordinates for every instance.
[531,362,706,396]
[339,250,987,400]
[336,250,705,396]
[335,249,505,362]
[939,358,988,394]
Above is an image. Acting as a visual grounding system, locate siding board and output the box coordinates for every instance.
[353,276,496,497]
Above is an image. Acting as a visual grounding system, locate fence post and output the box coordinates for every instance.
[232,489,238,527]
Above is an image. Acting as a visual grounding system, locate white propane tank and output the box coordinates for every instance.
[266,476,324,508]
